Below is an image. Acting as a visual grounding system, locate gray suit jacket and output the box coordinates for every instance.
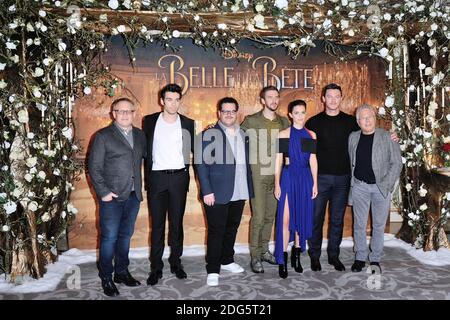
[88,124,147,201]
[348,128,402,204]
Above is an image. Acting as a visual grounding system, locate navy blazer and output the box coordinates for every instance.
[195,123,254,204]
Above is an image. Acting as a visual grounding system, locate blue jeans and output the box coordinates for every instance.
[308,174,350,260]
[98,192,140,279]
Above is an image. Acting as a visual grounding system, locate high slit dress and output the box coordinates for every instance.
[274,126,316,265]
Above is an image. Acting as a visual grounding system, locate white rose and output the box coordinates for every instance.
[3,201,17,214]
[12,188,22,198]
[255,4,264,12]
[28,201,38,212]
[322,19,332,30]
[26,157,37,168]
[39,10,46,17]
[108,0,119,9]
[38,171,46,180]
[52,187,59,195]
[76,49,82,55]
[44,188,52,196]
[0,79,7,89]
[418,187,427,197]
[340,19,349,29]
[6,42,17,50]
[32,87,41,98]
[67,203,78,214]
[254,14,267,29]
[58,42,67,51]
[24,173,33,182]
[274,0,288,10]
[117,25,126,33]
[172,30,180,38]
[405,183,412,192]
[1,225,10,232]
[378,107,386,115]
[83,87,91,95]
[41,212,51,222]
[385,95,395,108]
[62,126,73,140]
[379,47,389,58]
[18,110,29,123]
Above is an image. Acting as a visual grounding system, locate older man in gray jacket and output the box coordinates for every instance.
[348,104,402,273]
[89,97,147,296]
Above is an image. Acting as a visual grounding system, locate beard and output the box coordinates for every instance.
[266,103,278,111]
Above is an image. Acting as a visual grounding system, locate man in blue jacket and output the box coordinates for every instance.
[195,97,254,286]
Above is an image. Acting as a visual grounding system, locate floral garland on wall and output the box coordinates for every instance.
[0,0,448,281]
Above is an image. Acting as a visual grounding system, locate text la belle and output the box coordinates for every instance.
[157,54,314,94]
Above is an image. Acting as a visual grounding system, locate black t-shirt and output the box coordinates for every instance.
[305,111,359,175]
[354,132,376,184]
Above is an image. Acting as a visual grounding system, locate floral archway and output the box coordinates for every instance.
[0,0,448,282]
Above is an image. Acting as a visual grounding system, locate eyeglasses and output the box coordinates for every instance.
[220,110,237,115]
[358,115,375,121]
[113,110,136,115]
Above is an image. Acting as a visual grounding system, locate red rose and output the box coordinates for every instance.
[443,143,450,152]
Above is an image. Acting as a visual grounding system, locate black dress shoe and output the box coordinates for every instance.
[114,271,141,286]
[101,278,120,297]
[146,270,163,286]
[170,266,187,279]
[310,258,322,272]
[351,260,366,272]
[328,257,346,271]
[369,262,382,274]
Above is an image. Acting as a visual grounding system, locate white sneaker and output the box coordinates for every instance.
[207,273,219,286]
[221,262,244,273]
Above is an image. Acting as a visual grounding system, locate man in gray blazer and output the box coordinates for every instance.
[348,104,402,273]
[89,97,147,297]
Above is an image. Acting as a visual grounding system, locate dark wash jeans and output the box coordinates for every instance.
[307,174,350,260]
[98,191,140,279]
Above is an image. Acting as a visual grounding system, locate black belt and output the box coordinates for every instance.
[155,168,186,174]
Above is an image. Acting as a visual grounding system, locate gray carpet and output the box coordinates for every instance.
[1,247,449,300]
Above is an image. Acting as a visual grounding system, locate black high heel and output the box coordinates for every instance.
[278,252,288,279]
[291,247,303,273]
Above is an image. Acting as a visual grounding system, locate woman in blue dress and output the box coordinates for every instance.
[274,100,318,278]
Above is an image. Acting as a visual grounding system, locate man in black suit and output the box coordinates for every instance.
[196,97,254,286]
[143,84,195,286]
[89,97,147,297]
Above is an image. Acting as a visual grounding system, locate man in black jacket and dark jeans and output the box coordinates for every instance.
[305,83,360,272]
[143,84,195,286]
